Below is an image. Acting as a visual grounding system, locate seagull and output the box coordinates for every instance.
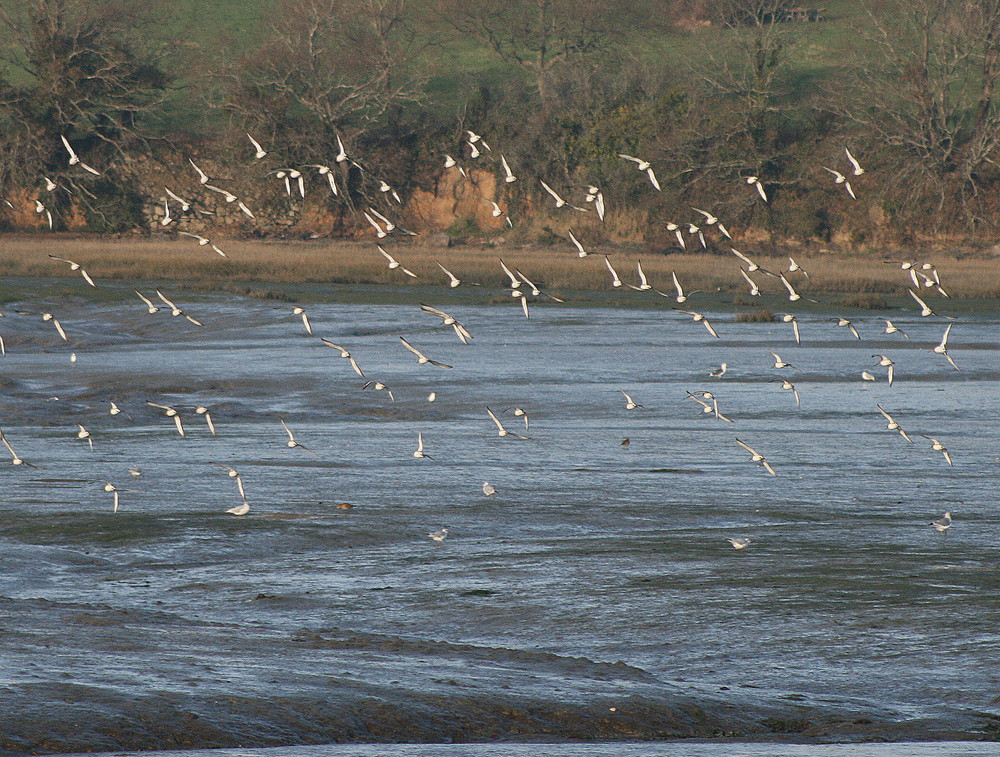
[933,323,961,371]
[861,371,877,382]
[747,175,768,201]
[834,316,861,340]
[710,363,728,378]
[604,256,623,288]
[164,186,191,212]
[0,427,40,468]
[177,231,227,257]
[735,438,777,476]
[730,247,765,273]
[16,311,68,341]
[628,261,652,291]
[335,133,349,163]
[155,291,203,326]
[364,211,389,238]
[741,268,762,296]
[845,148,865,176]
[778,274,813,303]
[60,135,100,175]
[922,436,953,466]
[883,319,909,339]
[420,304,473,344]
[48,255,96,286]
[147,401,186,437]
[377,245,417,277]
[195,406,216,435]
[516,268,565,302]
[539,179,574,209]
[776,313,801,345]
[428,392,436,402]
[321,339,364,376]
[823,166,856,198]
[428,527,449,543]
[483,482,497,496]
[413,432,432,459]
[666,271,699,304]
[620,390,643,410]
[511,407,529,430]
[618,154,661,190]
[109,401,131,419]
[486,406,529,439]
[399,337,452,368]
[35,199,53,229]
[188,157,210,184]
[674,309,720,338]
[161,198,173,226]
[786,256,810,278]
[73,424,94,451]
[500,154,516,183]
[781,379,800,406]
[280,418,317,455]
[487,200,512,227]
[104,482,120,513]
[368,207,396,233]
[876,404,913,443]
[362,380,395,402]
[211,462,248,501]
[685,392,732,422]
[436,260,463,287]
[291,306,312,335]
[728,537,752,550]
[511,289,530,319]
[873,354,895,386]
[909,289,953,319]
[769,350,794,369]
[568,229,590,257]
[227,503,251,516]
[443,154,467,178]
[135,290,160,314]
[930,511,952,533]
[247,133,267,159]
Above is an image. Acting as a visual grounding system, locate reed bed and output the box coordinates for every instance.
[1,235,999,301]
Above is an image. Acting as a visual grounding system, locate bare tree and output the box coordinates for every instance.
[834,0,1000,227]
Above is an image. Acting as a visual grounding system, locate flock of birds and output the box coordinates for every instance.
[2,131,973,546]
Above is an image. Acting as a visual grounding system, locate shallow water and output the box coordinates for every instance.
[1,282,998,753]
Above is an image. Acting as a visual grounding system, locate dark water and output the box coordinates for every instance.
[1,282,998,754]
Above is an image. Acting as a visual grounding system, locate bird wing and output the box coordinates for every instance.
[399,336,424,359]
[539,180,562,203]
[499,258,520,287]
[702,318,720,338]
[568,229,586,255]
[734,438,758,455]
[436,261,460,285]
[280,418,295,442]
[730,248,754,266]
[617,154,641,164]
[486,407,507,433]
[938,323,953,349]
[645,168,661,191]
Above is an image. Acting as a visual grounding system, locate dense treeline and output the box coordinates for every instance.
[3,0,1000,250]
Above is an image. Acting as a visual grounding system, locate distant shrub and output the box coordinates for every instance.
[839,294,888,309]
[735,309,776,323]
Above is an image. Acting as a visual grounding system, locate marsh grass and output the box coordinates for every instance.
[1,235,998,302]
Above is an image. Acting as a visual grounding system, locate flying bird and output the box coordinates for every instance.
[876,404,913,443]
[486,406,530,439]
[378,245,417,278]
[618,154,661,190]
[399,337,452,368]
[321,339,365,376]
[247,133,267,159]
[48,255,96,286]
[60,135,100,175]
[933,323,960,371]
[280,418,317,455]
[735,438,777,476]
[921,436,953,466]
[673,308,720,338]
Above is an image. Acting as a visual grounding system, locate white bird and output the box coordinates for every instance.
[674,309,720,338]
[156,290,203,326]
[280,418,317,455]
[109,401,131,419]
[177,231,227,257]
[747,175,768,201]
[420,304,473,344]
[487,200,513,227]
[227,503,251,516]
[710,363,728,378]
[781,379,800,406]
[413,432,432,459]
[845,148,865,176]
[922,436,953,466]
[775,313,801,346]
[620,390,643,410]
[511,289,530,319]
[511,407,529,430]
[539,179,571,209]
[161,198,173,226]
[428,392,437,402]
[195,405,216,435]
[568,229,590,257]
[628,261,652,291]
[164,186,191,212]
[247,133,267,159]
[930,512,952,533]
[483,481,496,496]
[515,268,565,303]
[500,154,516,183]
[730,247,764,273]
[735,438,777,476]
[604,256,622,288]
[188,157,210,184]
[35,199,53,229]
[691,207,719,226]
[787,256,809,278]
[364,210,388,238]
[873,354,895,386]
[368,207,396,232]
[727,537,752,550]
[834,316,861,340]
[883,319,909,339]
[16,311,68,341]
[76,424,94,451]
[0,427,40,468]
[428,527,449,543]
[335,133,349,163]
[211,462,248,501]
[618,153,661,190]
[48,255,96,286]
[666,271,698,304]
[861,371,877,382]
[486,406,529,439]
[436,260,464,288]
[876,404,913,443]
[321,339,365,376]
[104,482,120,513]
[377,245,417,278]
[741,268,762,296]
[291,306,312,335]
[499,258,521,288]
[399,337,452,368]
[135,290,160,314]
[147,401,186,437]
[823,166,856,198]
[769,350,794,369]
[60,135,100,175]
[909,289,953,319]
[443,154,466,178]
[933,323,961,371]
[362,380,395,402]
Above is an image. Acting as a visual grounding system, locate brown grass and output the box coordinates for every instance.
[1,234,999,300]
[734,309,776,323]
